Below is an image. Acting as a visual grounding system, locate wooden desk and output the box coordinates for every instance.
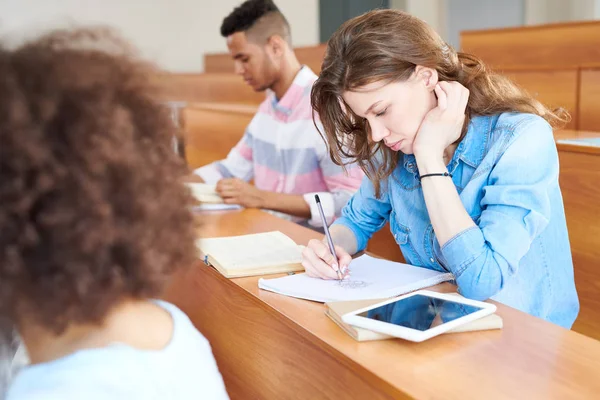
[163,209,600,399]
[555,130,600,340]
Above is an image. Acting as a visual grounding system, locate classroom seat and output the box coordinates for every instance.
[204,44,327,74]
[154,73,265,105]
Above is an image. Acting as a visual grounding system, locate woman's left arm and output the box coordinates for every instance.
[415,82,557,300]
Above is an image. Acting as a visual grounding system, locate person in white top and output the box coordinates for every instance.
[0,28,228,399]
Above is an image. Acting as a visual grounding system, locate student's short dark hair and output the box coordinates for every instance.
[220,0,281,37]
[0,28,197,334]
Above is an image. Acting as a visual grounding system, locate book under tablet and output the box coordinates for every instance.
[196,231,304,278]
[325,295,503,342]
[258,254,454,303]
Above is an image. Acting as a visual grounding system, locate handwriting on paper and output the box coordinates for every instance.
[337,279,371,289]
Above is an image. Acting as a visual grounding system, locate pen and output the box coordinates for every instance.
[314,194,343,280]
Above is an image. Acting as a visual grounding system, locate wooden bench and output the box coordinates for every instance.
[579,65,600,131]
[500,67,579,129]
[154,73,265,105]
[155,44,327,107]
[204,44,327,74]
[460,21,600,70]
[461,21,600,131]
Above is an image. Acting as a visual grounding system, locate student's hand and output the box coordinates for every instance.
[413,81,469,162]
[216,178,265,208]
[301,239,352,280]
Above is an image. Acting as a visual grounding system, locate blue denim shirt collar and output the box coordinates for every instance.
[457,114,499,168]
[402,114,500,175]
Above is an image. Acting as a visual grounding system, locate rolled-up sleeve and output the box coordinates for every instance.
[439,118,556,300]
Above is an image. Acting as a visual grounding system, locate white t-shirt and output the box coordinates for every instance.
[7,300,229,399]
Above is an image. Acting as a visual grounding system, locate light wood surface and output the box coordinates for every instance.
[204,44,327,74]
[461,21,600,131]
[163,209,600,399]
[183,103,255,169]
[367,223,405,263]
[154,73,265,104]
[204,53,234,74]
[555,133,600,340]
[502,68,579,129]
[579,68,600,131]
[461,21,600,69]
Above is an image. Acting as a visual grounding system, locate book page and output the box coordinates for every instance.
[185,183,224,204]
[259,254,453,302]
[197,231,301,271]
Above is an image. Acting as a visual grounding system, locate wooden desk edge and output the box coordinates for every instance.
[201,264,414,399]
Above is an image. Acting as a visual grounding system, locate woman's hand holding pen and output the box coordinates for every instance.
[302,239,352,280]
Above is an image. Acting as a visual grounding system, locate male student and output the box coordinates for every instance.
[193,0,363,227]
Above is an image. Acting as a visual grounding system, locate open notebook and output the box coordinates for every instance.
[326,296,503,342]
[196,231,304,278]
[258,254,453,303]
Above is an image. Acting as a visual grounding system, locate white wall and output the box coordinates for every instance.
[390,0,446,37]
[0,0,319,72]
[525,0,600,24]
[446,0,525,48]
[392,0,600,48]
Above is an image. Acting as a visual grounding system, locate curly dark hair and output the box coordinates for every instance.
[0,28,197,334]
[220,0,282,37]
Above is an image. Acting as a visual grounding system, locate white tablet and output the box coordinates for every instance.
[341,290,497,343]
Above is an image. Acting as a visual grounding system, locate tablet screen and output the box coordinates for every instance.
[358,294,484,331]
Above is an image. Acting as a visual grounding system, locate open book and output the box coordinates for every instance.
[326,296,503,342]
[185,182,224,204]
[258,254,453,303]
[186,182,242,211]
[196,231,305,278]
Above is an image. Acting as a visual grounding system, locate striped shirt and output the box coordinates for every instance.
[194,66,364,227]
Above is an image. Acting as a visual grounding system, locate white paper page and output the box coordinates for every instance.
[192,203,242,211]
[258,254,453,302]
[197,231,301,270]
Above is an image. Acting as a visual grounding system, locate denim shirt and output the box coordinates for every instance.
[333,113,579,328]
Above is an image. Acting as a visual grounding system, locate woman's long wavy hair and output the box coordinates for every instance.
[311,9,568,196]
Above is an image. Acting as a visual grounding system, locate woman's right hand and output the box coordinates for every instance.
[301,239,353,280]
